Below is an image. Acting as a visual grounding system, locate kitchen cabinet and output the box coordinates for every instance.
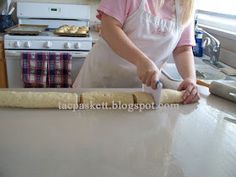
[0,41,7,88]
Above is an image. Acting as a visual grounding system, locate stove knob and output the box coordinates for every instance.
[44,41,52,48]
[64,42,71,49]
[74,42,81,49]
[24,41,31,48]
[14,41,21,48]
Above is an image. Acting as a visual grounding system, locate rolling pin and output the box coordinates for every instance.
[209,81,236,103]
[197,80,236,103]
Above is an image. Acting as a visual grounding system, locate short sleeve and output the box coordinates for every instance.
[177,21,196,47]
[96,0,139,25]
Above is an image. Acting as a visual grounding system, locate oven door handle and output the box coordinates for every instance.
[72,52,88,58]
[5,51,22,57]
[5,51,88,58]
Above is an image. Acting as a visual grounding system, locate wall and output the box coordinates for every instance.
[13,0,100,21]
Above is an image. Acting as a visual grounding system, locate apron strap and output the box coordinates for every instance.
[175,0,181,30]
[139,0,147,10]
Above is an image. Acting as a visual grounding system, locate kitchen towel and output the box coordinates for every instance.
[21,52,48,88]
[47,52,72,88]
[21,52,72,88]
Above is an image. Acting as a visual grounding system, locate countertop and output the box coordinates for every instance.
[90,30,100,43]
[0,87,236,177]
[0,33,4,41]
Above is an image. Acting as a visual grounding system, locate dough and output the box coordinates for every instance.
[133,92,154,104]
[80,89,183,107]
[0,89,182,109]
[160,89,183,104]
[0,91,78,108]
[79,26,89,32]
[76,29,87,34]
[56,25,70,33]
[69,26,79,33]
[133,89,183,104]
[80,91,134,106]
[56,25,88,34]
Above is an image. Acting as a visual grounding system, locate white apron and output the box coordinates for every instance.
[73,0,183,88]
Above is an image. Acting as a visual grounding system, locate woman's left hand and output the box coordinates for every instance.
[178,78,200,104]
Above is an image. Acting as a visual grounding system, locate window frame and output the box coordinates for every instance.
[197,10,236,20]
[196,9,236,40]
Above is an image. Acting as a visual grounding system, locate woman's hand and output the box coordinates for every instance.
[178,78,200,104]
[136,58,161,89]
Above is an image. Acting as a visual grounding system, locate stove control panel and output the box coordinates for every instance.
[4,37,92,51]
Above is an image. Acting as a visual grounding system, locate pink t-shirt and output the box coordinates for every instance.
[97,0,195,47]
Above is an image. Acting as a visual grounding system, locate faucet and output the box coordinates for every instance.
[202,30,223,68]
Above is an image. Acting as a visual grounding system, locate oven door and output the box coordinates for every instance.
[5,50,88,88]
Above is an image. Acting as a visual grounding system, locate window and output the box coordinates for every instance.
[196,0,236,34]
[196,0,236,15]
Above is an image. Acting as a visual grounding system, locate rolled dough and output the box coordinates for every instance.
[80,91,134,106]
[160,89,183,104]
[81,89,183,106]
[0,89,183,109]
[133,89,183,104]
[133,92,154,104]
[0,91,78,108]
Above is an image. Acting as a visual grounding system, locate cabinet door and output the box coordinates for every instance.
[0,60,7,88]
[0,42,3,53]
[0,41,7,88]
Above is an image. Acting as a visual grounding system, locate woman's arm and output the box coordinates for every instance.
[173,45,196,80]
[100,14,161,89]
[173,45,200,104]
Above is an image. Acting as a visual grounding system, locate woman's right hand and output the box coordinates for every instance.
[136,58,161,89]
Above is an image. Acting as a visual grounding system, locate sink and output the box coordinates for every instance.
[202,59,224,69]
[195,65,226,80]
[162,63,226,81]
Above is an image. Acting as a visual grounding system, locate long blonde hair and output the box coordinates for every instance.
[155,0,195,26]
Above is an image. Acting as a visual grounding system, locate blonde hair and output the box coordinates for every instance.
[155,0,195,26]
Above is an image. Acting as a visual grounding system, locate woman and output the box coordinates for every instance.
[73,0,200,104]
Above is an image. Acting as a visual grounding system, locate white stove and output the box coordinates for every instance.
[4,1,92,51]
[4,2,92,88]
